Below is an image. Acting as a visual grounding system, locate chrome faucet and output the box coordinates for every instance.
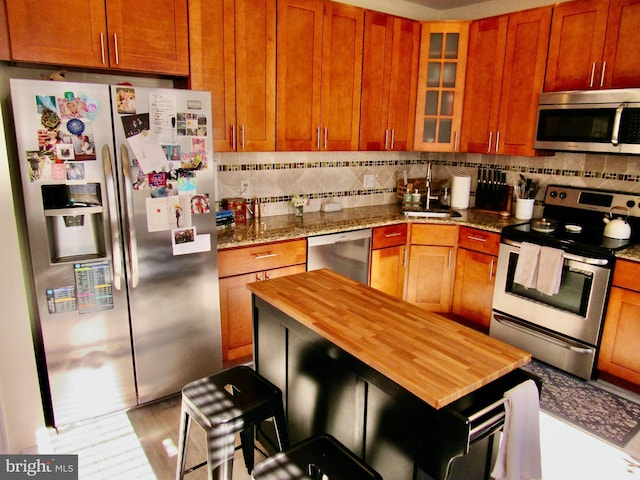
[425,162,439,210]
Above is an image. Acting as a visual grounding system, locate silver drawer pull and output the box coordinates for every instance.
[384,232,402,238]
[467,235,487,242]
[254,253,277,259]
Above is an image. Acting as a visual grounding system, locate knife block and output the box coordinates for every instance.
[475,185,513,214]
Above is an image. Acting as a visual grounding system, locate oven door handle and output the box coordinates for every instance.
[493,313,596,354]
[501,239,610,266]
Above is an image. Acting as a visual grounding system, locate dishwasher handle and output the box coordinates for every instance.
[307,228,372,247]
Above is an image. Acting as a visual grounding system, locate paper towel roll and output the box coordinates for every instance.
[451,175,471,209]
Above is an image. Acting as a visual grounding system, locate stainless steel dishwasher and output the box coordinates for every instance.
[307,228,371,285]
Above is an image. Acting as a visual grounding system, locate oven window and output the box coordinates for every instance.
[505,252,591,317]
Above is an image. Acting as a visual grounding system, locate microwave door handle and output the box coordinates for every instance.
[120,145,139,288]
[611,103,626,146]
[102,144,122,291]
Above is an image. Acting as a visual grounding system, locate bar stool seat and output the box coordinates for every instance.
[251,434,383,480]
[176,365,289,480]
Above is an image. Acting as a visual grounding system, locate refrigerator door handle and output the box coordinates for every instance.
[102,144,123,291]
[120,145,139,288]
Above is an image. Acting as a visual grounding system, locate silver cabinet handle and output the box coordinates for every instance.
[589,61,596,88]
[231,124,236,150]
[390,129,395,150]
[489,258,495,281]
[254,252,277,259]
[100,32,106,64]
[120,145,138,287]
[600,61,606,88]
[113,33,119,65]
[102,144,122,290]
[324,127,328,150]
[467,235,487,242]
[384,129,389,150]
[241,124,245,150]
[384,232,402,238]
[317,126,321,150]
[453,131,459,151]
[487,131,493,153]
[495,131,500,153]
[448,249,452,269]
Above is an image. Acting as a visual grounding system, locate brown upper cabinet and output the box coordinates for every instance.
[6,0,189,76]
[189,0,276,152]
[413,22,469,152]
[545,0,640,91]
[276,0,364,151]
[360,12,420,151]
[460,6,552,156]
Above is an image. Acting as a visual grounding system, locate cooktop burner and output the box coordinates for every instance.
[502,185,640,258]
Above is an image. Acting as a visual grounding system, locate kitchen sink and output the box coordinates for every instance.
[402,209,462,218]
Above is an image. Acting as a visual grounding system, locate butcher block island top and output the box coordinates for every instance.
[247,268,531,410]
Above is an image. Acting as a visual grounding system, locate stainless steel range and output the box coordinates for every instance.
[490,185,640,380]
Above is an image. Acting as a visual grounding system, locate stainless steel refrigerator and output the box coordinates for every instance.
[10,78,222,427]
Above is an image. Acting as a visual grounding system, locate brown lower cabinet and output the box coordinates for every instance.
[370,223,408,298]
[405,224,457,311]
[218,239,306,363]
[452,227,500,330]
[598,259,640,385]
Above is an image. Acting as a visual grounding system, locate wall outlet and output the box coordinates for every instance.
[240,180,250,196]
[364,174,374,189]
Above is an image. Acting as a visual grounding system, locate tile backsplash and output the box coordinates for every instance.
[215,150,640,217]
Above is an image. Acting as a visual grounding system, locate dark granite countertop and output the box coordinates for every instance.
[216,203,640,264]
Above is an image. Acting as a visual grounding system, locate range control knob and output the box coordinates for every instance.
[549,190,558,198]
[627,199,636,209]
[559,191,567,199]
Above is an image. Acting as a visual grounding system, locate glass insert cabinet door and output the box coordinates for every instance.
[414,22,470,152]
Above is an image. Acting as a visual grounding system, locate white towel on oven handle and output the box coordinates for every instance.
[491,379,542,480]
[513,242,540,289]
[536,246,564,296]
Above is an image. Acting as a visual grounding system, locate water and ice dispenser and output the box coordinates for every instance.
[42,184,106,263]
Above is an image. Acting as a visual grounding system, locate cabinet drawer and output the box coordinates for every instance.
[612,259,640,292]
[372,224,408,249]
[410,224,457,245]
[219,239,307,277]
[457,227,500,256]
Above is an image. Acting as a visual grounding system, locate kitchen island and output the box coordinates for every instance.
[248,269,536,480]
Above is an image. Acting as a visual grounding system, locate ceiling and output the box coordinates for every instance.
[402,0,494,10]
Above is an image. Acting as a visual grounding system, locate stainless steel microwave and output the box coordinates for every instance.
[534,89,640,154]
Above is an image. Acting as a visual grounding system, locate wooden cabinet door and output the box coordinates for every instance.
[360,12,419,151]
[544,0,609,91]
[496,7,551,156]
[0,0,11,61]
[460,15,508,154]
[105,0,189,75]
[6,0,107,68]
[320,2,364,151]
[359,11,393,151]
[219,264,305,364]
[405,245,454,312]
[387,17,420,151]
[598,286,640,384]
[452,249,496,329]
[190,0,276,152]
[277,0,324,151]
[189,0,237,152]
[370,245,406,299]
[602,0,640,88]
[414,22,469,152]
[235,0,277,151]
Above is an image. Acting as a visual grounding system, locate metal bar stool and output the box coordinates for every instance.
[176,365,289,480]
[251,434,383,480]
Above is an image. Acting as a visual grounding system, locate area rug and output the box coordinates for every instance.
[520,360,640,448]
